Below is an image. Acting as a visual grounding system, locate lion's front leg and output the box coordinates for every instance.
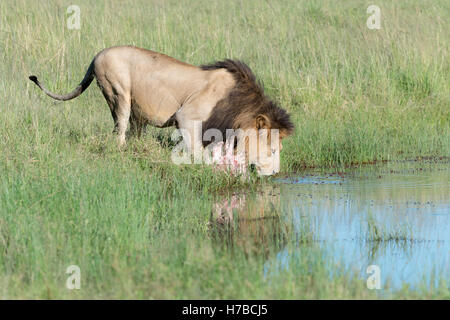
[175,112,204,164]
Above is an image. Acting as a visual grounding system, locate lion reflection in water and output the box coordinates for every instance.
[210,188,289,256]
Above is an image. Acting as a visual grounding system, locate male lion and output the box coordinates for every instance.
[29,46,293,175]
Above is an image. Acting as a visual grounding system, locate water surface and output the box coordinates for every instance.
[214,161,450,293]
[278,162,449,292]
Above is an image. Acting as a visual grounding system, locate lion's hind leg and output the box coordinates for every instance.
[114,94,132,147]
[98,80,131,146]
[129,112,146,139]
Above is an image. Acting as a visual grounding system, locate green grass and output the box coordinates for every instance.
[0,0,449,299]
[366,209,413,242]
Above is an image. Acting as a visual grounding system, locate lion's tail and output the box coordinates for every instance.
[29,59,95,101]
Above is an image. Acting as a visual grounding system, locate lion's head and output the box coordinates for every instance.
[201,60,294,175]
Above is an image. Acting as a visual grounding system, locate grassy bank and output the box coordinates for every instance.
[0,0,448,298]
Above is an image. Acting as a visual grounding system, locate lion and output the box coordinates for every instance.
[29,46,294,175]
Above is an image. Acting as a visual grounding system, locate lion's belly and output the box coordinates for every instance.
[131,83,182,127]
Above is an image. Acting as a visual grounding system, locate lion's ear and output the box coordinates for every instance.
[256,114,271,129]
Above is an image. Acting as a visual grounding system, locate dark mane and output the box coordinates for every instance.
[200,60,294,145]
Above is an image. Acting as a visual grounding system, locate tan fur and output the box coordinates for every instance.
[29,46,293,175]
[30,45,236,147]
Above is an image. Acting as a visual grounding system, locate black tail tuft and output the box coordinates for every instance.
[29,75,38,84]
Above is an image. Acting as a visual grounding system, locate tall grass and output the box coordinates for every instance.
[0,0,448,298]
